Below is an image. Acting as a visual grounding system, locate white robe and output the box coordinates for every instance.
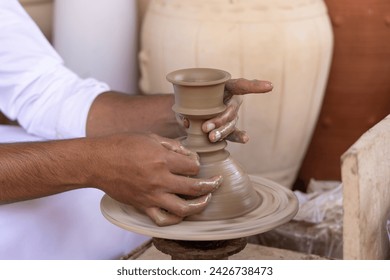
[0,0,149,259]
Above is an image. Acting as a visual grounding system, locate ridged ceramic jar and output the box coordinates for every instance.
[139,0,333,188]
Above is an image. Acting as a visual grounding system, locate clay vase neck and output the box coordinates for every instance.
[167,68,230,154]
[167,68,261,221]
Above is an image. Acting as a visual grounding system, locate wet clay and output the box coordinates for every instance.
[167,68,260,221]
[100,68,298,241]
[100,176,298,241]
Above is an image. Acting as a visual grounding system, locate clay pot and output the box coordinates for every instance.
[298,0,390,186]
[167,68,261,221]
[167,68,228,118]
[139,0,333,188]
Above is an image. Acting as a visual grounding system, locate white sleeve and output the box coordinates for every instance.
[0,0,110,139]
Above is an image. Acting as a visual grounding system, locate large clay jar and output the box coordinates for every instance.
[139,0,333,188]
[298,0,390,186]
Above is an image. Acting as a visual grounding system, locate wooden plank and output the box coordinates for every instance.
[341,114,390,259]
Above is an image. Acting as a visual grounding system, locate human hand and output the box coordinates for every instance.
[90,133,222,226]
[202,78,273,143]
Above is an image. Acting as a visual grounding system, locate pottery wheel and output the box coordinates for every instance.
[100,175,299,241]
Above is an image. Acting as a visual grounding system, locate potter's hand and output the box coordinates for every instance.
[202,78,273,143]
[94,133,222,226]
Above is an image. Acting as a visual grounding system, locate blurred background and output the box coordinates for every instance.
[2,0,389,259]
[7,0,389,192]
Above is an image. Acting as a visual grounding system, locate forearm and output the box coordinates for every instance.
[0,139,92,203]
[86,91,183,138]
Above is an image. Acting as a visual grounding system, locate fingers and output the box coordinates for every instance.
[156,135,195,157]
[175,113,190,129]
[145,193,212,226]
[202,96,245,143]
[143,156,222,226]
[202,97,238,131]
[168,175,223,197]
[202,79,272,143]
[225,128,249,144]
[145,207,183,226]
[208,121,249,144]
[208,117,238,142]
[163,193,212,217]
[204,115,249,143]
[155,135,201,175]
[165,150,200,176]
[225,78,273,97]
